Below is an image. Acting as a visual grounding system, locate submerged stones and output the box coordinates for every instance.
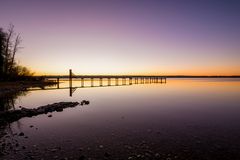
[0,101,82,124]
[80,100,90,105]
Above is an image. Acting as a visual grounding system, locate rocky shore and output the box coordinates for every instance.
[0,101,90,157]
[0,101,90,125]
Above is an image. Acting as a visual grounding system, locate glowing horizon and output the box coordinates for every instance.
[1,0,240,76]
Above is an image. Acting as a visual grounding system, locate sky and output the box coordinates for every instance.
[0,0,240,75]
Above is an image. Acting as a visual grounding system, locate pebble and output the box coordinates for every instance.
[50,148,57,152]
[155,153,160,157]
[18,132,24,136]
[137,154,141,158]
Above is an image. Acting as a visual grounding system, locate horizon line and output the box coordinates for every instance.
[33,74,240,77]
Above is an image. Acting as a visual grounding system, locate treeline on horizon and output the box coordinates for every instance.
[0,24,34,81]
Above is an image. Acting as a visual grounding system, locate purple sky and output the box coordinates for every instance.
[0,0,240,75]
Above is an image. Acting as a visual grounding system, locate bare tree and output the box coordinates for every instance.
[4,24,14,75]
[0,24,33,80]
[0,28,5,78]
[9,34,21,72]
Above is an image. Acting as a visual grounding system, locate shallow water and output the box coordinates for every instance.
[1,78,240,159]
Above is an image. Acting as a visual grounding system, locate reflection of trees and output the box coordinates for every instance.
[0,82,58,112]
[0,90,28,111]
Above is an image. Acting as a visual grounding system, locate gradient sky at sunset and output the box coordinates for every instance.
[0,0,240,75]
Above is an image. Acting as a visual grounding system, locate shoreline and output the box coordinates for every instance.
[165,76,240,78]
[0,81,58,97]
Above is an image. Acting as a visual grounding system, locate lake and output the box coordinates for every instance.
[1,78,240,160]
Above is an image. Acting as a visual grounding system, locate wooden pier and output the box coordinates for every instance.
[44,69,167,85]
[33,69,167,96]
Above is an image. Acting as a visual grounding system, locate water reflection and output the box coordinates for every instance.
[0,83,58,112]
[28,78,167,97]
[0,91,28,111]
[1,78,240,159]
[0,78,167,111]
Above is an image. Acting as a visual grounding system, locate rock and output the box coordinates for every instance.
[84,101,90,105]
[18,132,24,136]
[30,125,34,128]
[56,108,63,112]
[137,154,141,158]
[81,100,90,105]
[0,102,80,124]
[50,148,57,152]
[48,114,52,117]
[155,153,160,157]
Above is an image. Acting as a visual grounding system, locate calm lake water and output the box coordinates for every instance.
[1,78,240,160]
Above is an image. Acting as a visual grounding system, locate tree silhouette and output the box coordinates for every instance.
[0,28,5,79]
[0,24,33,81]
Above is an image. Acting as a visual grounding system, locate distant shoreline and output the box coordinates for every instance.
[34,75,240,78]
[165,76,240,78]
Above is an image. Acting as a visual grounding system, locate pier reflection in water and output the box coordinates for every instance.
[0,77,167,111]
